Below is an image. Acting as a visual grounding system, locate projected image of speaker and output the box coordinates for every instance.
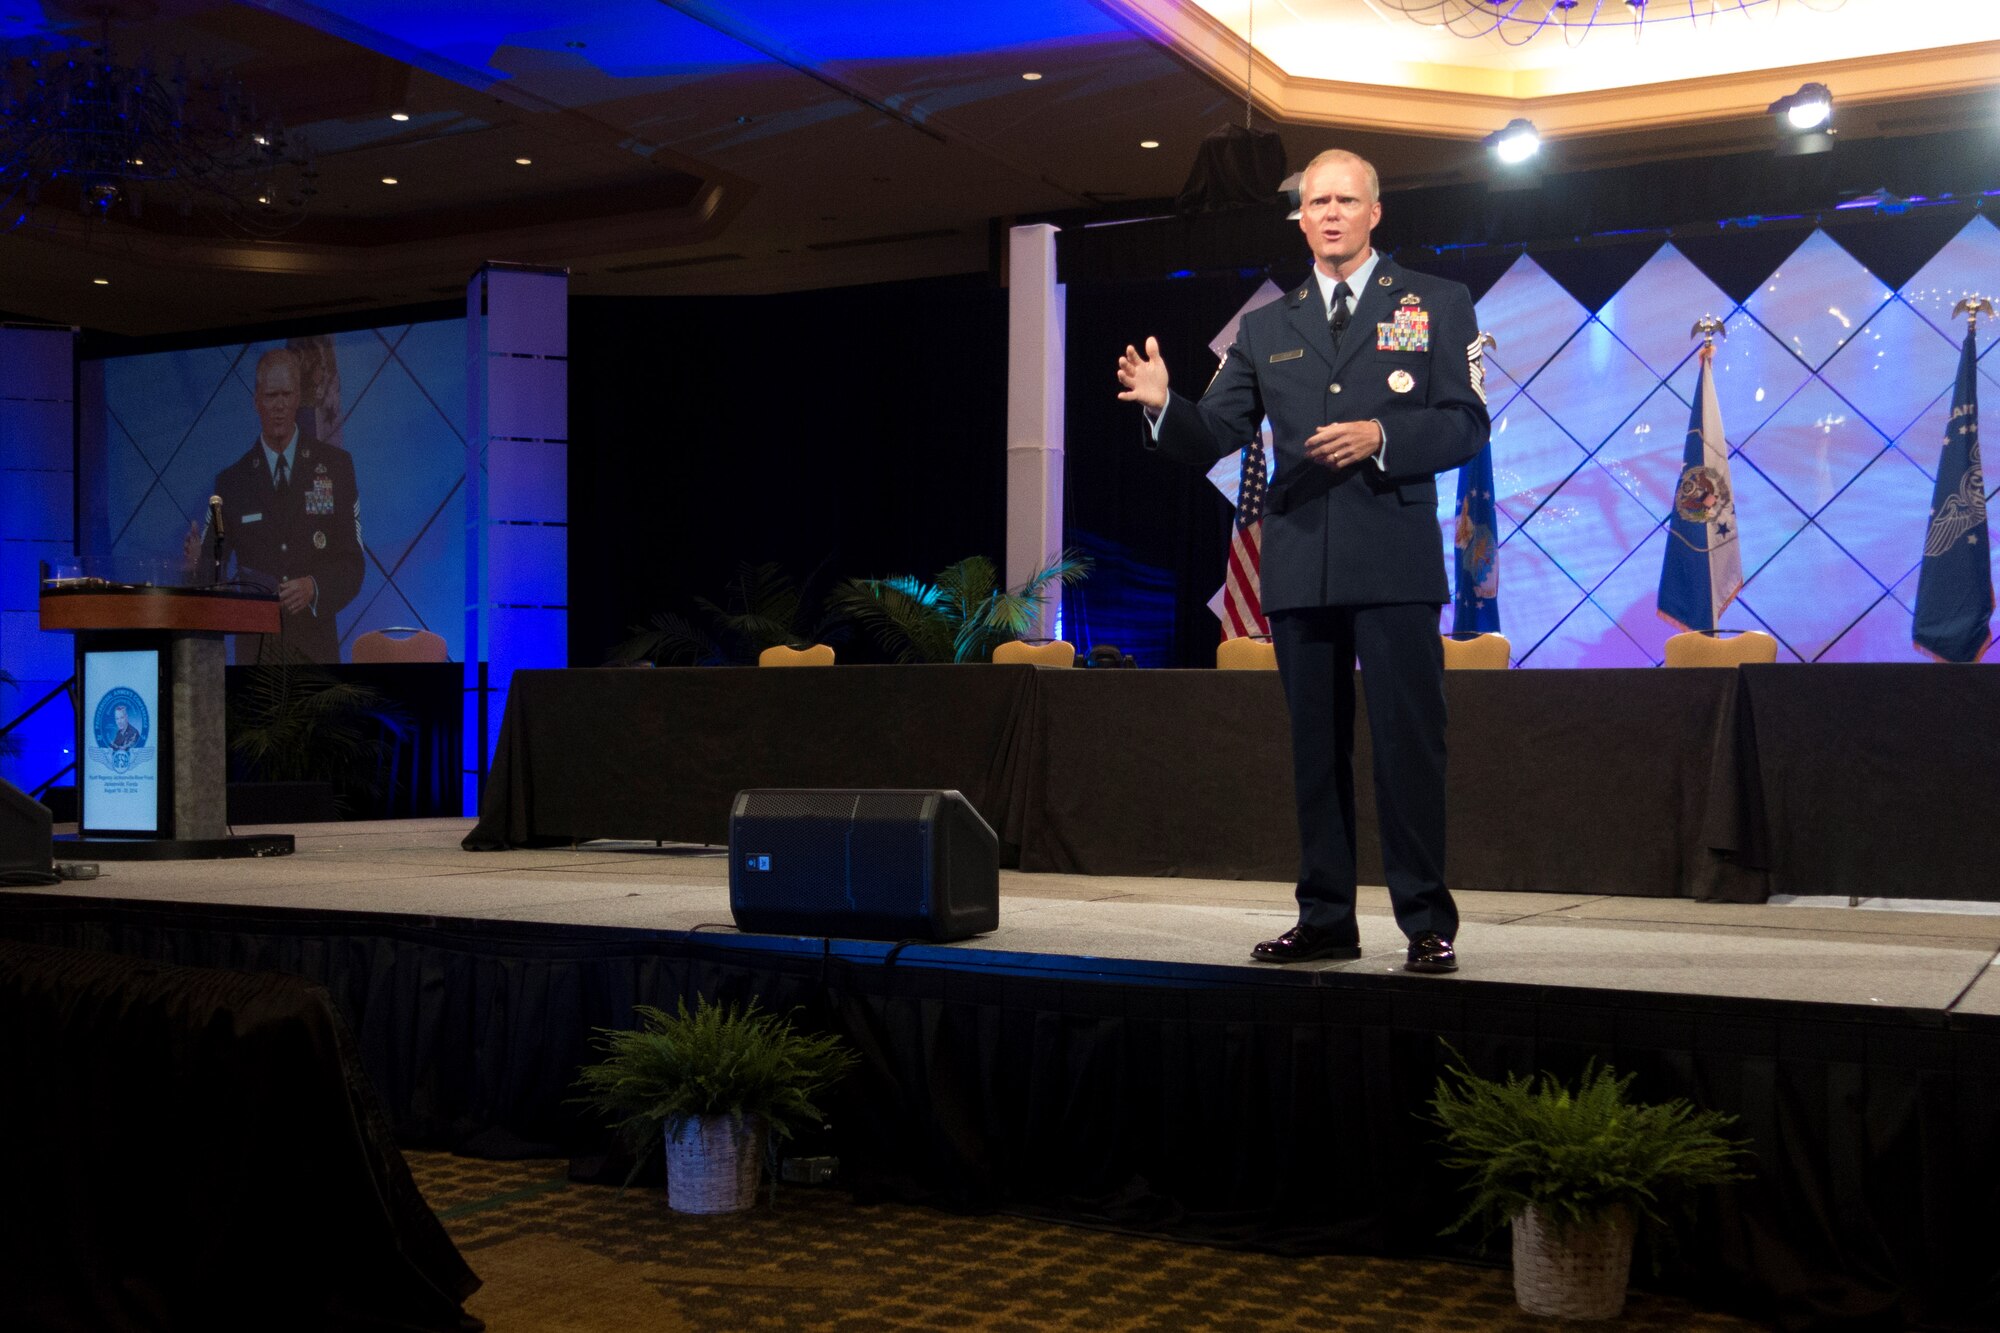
[729,789,999,943]
[1,777,55,884]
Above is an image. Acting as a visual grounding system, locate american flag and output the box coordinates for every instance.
[1221,440,1270,639]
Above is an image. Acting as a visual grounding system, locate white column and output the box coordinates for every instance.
[465,264,568,810]
[1006,224,1066,642]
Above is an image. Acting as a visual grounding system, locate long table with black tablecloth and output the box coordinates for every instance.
[463,662,2000,902]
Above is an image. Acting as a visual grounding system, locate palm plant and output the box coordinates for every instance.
[611,560,847,666]
[833,549,1091,664]
[227,655,403,809]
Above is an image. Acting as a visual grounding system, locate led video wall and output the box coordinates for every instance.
[86,320,468,664]
[1455,215,2000,665]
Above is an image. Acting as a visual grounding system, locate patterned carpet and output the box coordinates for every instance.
[406,1152,1766,1331]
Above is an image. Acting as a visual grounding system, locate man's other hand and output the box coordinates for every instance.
[1116,337,1169,412]
[278,576,317,614]
[1305,420,1383,470]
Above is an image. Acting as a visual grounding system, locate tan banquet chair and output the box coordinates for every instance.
[1216,636,1278,670]
[991,639,1076,667]
[1441,633,1511,670]
[1662,629,1779,667]
[758,643,836,667]
[350,627,449,663]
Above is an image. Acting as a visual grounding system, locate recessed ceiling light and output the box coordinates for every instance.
[381,176,399,185]
[1140,140,1160,149]
[1021,72,1042,81]
[91,278,108,285]
[390,111,410,122]
[515,157,532,166]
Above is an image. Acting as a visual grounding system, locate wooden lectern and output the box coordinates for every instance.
[39,585,293,859]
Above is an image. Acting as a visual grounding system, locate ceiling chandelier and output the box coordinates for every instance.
[0,11,317,236]
[1371,0,1847,47]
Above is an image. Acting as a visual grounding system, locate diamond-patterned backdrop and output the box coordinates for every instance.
[94,320,468,662]
[1451,215,2000,666]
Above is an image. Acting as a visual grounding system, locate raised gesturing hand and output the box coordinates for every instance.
[1115,336,1169,412]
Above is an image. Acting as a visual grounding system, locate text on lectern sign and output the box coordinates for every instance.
[81,648,161,835]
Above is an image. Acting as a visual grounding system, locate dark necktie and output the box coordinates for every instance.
[1329,280,1352,351]
[274,456,290,495]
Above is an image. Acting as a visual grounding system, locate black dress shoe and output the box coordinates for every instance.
[1252,924,1362,964]
[1405,932,1457,973]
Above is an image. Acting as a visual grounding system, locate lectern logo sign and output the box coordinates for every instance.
[92,687,152,774]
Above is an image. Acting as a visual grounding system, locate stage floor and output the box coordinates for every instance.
[26,818,2000,1018]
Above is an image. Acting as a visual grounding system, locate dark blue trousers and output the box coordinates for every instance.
[1270,602,1458,943]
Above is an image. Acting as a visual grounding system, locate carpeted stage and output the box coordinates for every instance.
[5,818,2000,1329]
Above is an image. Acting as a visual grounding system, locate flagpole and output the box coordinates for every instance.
[1657,314,1744,636]
[1913,296,1995,663]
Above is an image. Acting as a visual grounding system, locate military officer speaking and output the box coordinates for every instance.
[184,347,365,664]
[1116,149,1491,973]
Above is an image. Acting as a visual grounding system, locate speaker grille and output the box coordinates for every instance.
[729,789,995,942]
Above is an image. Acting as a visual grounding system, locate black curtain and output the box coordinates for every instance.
[567,276,1010,665]
[5,899,1998,1332]
[1062,270,1273,668]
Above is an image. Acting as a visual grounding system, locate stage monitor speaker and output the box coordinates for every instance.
[0,776,54,883]
[729,789,999,943]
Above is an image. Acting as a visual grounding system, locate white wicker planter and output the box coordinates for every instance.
[664,1113,767,1215]
[1511,1203,1636,1319]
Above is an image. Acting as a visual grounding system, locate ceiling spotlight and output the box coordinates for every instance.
[515,157,532,165]
[1140,139,1160,149]
[91,277,108,285]
[1021,72,1042,81]
[381,176,399,185]
[1772,81,1832,130]
[390,111,410,122]
[1486,118,1541,166]
[1769,83,1834,155]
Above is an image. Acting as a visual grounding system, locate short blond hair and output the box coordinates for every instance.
[1300,149,1380,203]
[254,347,302,389]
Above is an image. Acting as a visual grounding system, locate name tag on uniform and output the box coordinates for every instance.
[1268,348,1305,363]
[240,512,263,524]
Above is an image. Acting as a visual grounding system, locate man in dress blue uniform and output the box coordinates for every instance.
[185,348,365,664]
[1116,149,1490,972]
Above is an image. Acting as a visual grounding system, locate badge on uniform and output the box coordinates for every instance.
[306,476,334,516]
[312,530,327,550]
[1388,369,1415,394]
[1269,349,1304,363]
[1377,301,1431,353]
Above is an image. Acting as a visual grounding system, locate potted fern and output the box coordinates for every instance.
[1429,1051,1748,1319]
[574,995,857,1214]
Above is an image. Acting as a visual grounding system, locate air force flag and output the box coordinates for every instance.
[1657,344,1744,632]
[1452,444,1500,634]
[1912,327,1992,663]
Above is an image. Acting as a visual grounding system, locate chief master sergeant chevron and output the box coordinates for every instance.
[183,346,365,664]
[1116,148,1490,974]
